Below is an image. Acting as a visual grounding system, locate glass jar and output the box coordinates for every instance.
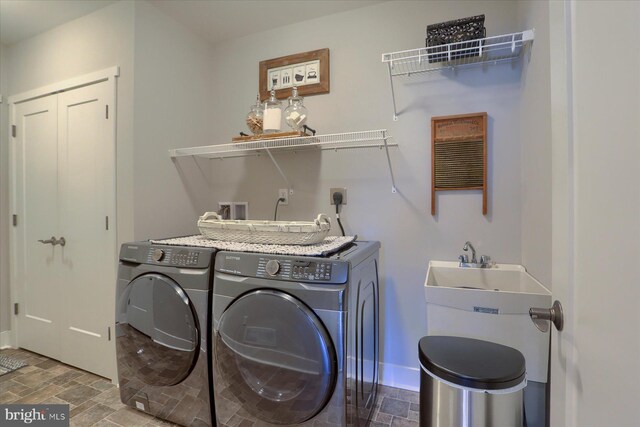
[245,94,264,135]
[284,86,308,132]
[262,87,282,133]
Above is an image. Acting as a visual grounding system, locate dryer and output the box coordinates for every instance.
[210,241,380,426]
[115,242,217,426]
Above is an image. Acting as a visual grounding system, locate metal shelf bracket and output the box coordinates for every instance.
[263,147,291,190]
[387,62,399,121]
[382,131,397,193]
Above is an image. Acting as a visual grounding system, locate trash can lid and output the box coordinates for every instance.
[419,336,526,390]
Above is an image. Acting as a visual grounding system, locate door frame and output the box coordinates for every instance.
[549,1,577,424]
[8,66,119,349]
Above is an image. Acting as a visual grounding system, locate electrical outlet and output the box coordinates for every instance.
[278,189,289,205]
[219,202,249,220]
[218,202,232,219]
[233,202,248,220]
[330,188,347,205]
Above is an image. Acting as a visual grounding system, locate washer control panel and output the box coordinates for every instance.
[152,248,165,262]
[257,258,291,278]
[216,253,348,284]
[257,257,334,281]
[291,260,333,281]
[265,259,281,276]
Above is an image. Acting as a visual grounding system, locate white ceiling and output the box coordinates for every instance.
[0,0,116,45]
[0,0,385,46]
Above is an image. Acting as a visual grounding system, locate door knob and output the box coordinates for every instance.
[38,236,56,245]
[37,236,66,246]
[529,300,564,332]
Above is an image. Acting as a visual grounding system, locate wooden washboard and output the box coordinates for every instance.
[431,112,487,215]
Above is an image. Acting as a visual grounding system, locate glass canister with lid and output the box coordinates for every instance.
[245,94,264,135]
[262,87,282,133]
[284,86,308,132]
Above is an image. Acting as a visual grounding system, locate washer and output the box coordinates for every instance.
[115,241,217,426]
[210,241,380,426]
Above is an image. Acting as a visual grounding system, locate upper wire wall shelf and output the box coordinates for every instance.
[169,129,399,192]
[381,29,535,119]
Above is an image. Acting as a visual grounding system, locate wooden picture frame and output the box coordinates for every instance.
[259,48,330,101]
[431,112,488,215]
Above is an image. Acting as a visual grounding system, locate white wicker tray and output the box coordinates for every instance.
[197,212,331,245]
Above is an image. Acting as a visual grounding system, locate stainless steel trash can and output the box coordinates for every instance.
[419,336,527,427]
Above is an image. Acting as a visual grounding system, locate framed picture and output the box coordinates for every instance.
[259,48,330,101]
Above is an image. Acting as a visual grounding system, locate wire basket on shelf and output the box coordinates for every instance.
[426,15,486,63]
[197,212,331,245]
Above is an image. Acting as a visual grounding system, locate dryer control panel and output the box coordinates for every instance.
[146,247,201,267]
[118,243,213,269]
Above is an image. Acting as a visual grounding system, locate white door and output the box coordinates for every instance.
[13,95,62,361]
[12,80,117,379]
[550,1,640,426]
[57,82,117,378]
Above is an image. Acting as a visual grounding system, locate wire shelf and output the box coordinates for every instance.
[169,130,396,159]
[169,129,399,192]
[382,30,534,77]
[381,30,534,120]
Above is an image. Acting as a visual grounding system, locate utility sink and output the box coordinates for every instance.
[425,261,551,314]
[424,261,552,383]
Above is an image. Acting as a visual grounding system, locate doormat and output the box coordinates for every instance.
[0,355,28,377]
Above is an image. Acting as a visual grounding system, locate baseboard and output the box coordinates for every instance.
[378,361,420,391]
[0,330,14,349]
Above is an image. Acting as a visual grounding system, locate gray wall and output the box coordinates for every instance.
[132,1,214,240]
[517,0,552,288]
[207,0,529,387]
[1,43,10,334]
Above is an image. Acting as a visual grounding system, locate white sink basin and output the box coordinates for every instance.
[424,261,551,383]
[425,261,551,314]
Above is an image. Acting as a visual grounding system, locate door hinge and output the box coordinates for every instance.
[106,216,109,230]
[14,303,19,315]
[105,105,109,119]
[108,326,111,341]
[12,214,17,226]
[11,125,16,138]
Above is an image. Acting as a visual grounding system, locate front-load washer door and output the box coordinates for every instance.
[215,289,336,425]
[116,273,199,387]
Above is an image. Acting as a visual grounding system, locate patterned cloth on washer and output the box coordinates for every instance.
[150,235,357,257]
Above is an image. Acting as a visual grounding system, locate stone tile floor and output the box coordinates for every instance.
[0,348,419,426]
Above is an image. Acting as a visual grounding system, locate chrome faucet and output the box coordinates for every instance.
[463,241,477,263]
[459,241,492,268]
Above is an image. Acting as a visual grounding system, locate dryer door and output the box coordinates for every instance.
[116,273,199,387]
[215,289,336,424]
